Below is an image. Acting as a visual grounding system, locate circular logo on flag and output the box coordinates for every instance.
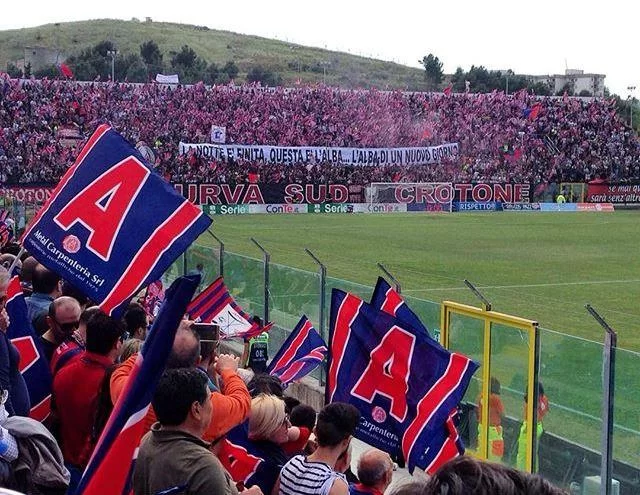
[372,406,387,423]
[62,235,81,254]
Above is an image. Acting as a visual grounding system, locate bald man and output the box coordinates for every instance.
[40,296,82,364]
[350,448,394,495]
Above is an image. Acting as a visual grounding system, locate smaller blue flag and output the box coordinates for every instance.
[267,316,327,386]
[6,276,52,421]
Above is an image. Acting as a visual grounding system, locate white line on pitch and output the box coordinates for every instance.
[403,279,640,292]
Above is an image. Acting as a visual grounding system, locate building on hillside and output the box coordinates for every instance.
[16,46,65,73]
[528,69,606,97]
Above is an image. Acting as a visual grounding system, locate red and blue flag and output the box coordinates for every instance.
[371,277,466,472]
[74,275,200,495]
[370,277,431,338]
[6,276,52,421]
[327,289,478,473]
[187,276,269,339]
[21,124,211,318]
[219,422,280,494]
[267,316,327,386]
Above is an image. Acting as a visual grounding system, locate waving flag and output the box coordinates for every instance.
[59,63,74,79]
[5,276,52,421]
[370,277,466,472]
[0,221,13,247]
[21,125,211,318]
[371,277,430,338]
[187,277,269,339]
[327,289,478,472]
[523,102,542,120]
[141,280,164,318]
[75,275,200,495]
[219,422,279,494]
[267,316,327,386]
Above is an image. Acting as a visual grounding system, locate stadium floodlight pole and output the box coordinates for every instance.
[463,279,491,311]
[206,229,225,277]
[305,248,327,386]
[627,86,636,128]
[585,304,617,495]
[377,263,401,294]
[107,50,117,81]
[250,238,270,324]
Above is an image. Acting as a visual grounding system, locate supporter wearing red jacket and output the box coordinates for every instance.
[53,311,124,468]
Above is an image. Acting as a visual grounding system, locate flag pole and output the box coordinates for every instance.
[377,263,401,294]
[250,238,270,324]
[7,246,25,275]
[585,304,616,495]
[305,248,327,387]
[206,229,224,277]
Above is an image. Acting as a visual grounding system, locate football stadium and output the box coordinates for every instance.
[0,7,639,495]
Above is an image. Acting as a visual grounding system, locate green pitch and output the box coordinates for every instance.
[202,211,640,351]
[193,210,640,466]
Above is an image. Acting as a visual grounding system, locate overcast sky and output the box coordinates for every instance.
[2,0,637,96]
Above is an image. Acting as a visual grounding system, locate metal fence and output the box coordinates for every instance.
[165,242,640,493]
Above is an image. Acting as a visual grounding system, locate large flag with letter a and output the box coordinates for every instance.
[5,276,52,421]
[21,124,211,317]
[267,315,327,386]
[371,277,465,472]
[327,289,478,472]
[74,275,200,495]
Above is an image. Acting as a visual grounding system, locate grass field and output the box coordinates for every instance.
[203,211,640,350]
[189,210,640,467]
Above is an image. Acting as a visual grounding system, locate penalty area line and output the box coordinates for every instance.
[403,279,640,292]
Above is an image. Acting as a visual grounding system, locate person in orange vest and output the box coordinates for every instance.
[517,382,549,471]
[477,377,505,462]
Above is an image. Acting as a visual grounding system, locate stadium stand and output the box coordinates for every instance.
[1,77,639,186]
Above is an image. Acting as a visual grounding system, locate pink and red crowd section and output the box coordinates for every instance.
[0,76,639,186]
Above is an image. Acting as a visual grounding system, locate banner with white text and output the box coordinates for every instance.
[178,142,460,166]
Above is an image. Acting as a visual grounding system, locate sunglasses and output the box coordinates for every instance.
[54,318,80,333]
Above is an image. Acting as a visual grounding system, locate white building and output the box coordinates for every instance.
[529,69,605,97]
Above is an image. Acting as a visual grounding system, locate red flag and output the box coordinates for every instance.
[528,103,541,121]
[60,63,74,79]
[443,85,452,97]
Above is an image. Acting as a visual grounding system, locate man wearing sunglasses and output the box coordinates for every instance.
[40,297,82,364]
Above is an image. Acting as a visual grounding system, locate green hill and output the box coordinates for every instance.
[0,19,429,89]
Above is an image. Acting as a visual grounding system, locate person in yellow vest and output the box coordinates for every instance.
[556,193,566,204]
[242,316,269,374]
[517,382,549,472]
[477,377,505,462]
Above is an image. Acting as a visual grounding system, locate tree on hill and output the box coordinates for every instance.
[204,62,219,85]
[222,61,239,80]
[247,65,282,87]
[33,64,59,79]
[140,40,163,76]
[170,45,207,84]
[420,54,443,90]
[6,62,22,78]
[66,40,116,80]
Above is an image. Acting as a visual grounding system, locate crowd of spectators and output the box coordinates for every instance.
[0,246,569,494]
[1,76,638,187]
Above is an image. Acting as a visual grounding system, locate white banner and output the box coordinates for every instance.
[178,142,459,166]
[210,125,226,144]
[155,73,180,84]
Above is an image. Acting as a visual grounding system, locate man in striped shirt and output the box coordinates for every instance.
[277,402,360,495]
